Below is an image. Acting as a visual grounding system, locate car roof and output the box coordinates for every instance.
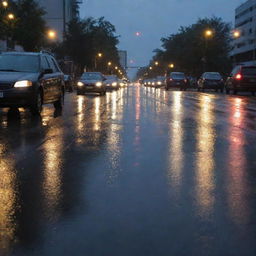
[1,51,41,56]
[83,72,102,74]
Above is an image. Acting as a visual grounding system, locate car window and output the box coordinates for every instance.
[171,73,185,79]
[0,54,39,73]
[47,57,58,73]
[81,73,102,80]
[41,56,50,70]
[204,73,222,79]
[242,67,256,76]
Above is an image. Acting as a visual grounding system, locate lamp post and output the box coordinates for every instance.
[203,29,214,72]
[94,53,103,70]
[232,30,241,65]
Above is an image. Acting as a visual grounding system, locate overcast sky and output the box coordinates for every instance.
[80,0,244,67]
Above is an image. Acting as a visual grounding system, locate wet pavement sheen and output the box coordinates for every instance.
[0,86,256,256]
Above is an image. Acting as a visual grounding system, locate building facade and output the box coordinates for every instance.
[231,0,256,65]
[37,0,80,41]
[118,50,127,70]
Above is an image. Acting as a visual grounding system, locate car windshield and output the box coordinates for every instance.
[242,67,256,76]
[81,73,101,80]
[0,54,39,73]
[204,73,222,79]
[171,73,185,79]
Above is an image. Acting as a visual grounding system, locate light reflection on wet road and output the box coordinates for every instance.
[0,86,256,256]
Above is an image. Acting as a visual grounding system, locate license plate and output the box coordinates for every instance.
[177,83,180,85]
[0,92,3,98]
[87,86,93,89]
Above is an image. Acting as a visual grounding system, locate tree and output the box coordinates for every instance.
[143,17,232,78]
[12,0,47,51]
[58,16,121,75]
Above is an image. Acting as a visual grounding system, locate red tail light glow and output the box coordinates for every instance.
[235,74,242,80]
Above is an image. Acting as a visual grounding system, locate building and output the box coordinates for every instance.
[118,50,127,70]
[37,0,81,41]
[231,0,256,65]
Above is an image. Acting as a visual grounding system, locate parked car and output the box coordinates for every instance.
[226,65,256,95]
[105,75,120,90]
[77,72,106,95]
[64,74,73,92]
[0,51,65,115]
[197,72,224,92]
[166,72,188,90]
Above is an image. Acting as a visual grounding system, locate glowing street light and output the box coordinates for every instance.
[115,66,118,70]
[7,13,15,20]
[149,66,153,70]
[108,61,112,66]
[47,30,57,40]
[155,61,159,66]
[2,1,8,7]
[205,29,213,38]
[233,30,241,39]
[169,63,174,69]
[97,53,103,58]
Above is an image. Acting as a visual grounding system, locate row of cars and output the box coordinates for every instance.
[143,65,256,95]
[0,51,128,116]
[77,73,127,96]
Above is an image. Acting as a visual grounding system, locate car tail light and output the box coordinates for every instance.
[169,78,173,81]
[184,79,187,83]
[235,73,242,80]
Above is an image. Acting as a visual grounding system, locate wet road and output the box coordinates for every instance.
[1,85,256,256]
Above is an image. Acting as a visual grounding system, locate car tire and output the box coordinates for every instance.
[30,91,43,115]
[54,90,64,109]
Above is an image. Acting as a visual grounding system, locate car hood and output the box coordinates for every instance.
[80,79,101,84]
[0,72,38,83]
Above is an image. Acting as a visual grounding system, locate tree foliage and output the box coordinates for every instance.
[57,16,121,74]
[142,17,232,79]
[0,0,47,51]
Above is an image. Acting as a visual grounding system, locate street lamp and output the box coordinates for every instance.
[233,30,241,39]
[168,63,174,69]
[108,61,112,66]
[155,61,159,66]
[47,29,57,40]
[7,13,14,20]
[94,53,103,70]
[115,66,118,70]
[149,66,153,70]
[2,1,8,8]
[205,29,213,38]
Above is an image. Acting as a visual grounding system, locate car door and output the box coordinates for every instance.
[47,56,63,101]
[39,56,53,103]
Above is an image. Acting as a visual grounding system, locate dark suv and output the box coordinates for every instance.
[166,72,188,91]
[226,65,256,95]
[0,51,65,115]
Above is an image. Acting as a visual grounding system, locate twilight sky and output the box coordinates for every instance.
[80,0,244,67]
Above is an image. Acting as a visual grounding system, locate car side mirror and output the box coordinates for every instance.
[43,68,53,75]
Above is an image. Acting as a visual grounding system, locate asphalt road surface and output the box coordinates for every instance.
[0,85,256,256]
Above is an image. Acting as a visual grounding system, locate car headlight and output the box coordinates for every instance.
[157,81,162,85]
[120,82,124,87]
[77,81,84,87]
[96,82,102,87]
[112,82,117,87]
[14,80,32,88]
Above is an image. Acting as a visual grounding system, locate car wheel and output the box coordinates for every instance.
[30,91,42,115]
[54,90,64,109]
[165,87,169,91]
